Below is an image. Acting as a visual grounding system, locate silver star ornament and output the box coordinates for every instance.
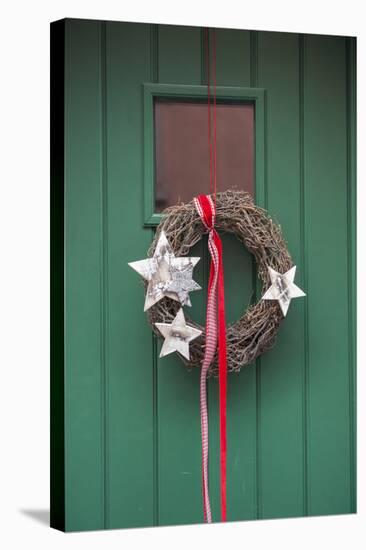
[128,231,201,311]
[155,308,202,360]
[165,263,201,306]
[262,265,306,317]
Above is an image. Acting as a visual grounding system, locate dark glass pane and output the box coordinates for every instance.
[154,99,254,212]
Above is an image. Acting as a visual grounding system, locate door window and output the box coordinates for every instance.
[154,99,254,211]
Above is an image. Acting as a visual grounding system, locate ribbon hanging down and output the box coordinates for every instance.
[194,194,228,523]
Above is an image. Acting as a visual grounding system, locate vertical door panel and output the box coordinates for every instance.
[304,35,354,515]
[257,32,306,519]
[207,29,258,522]
[105,21,155,528]
[155,25,205,526]
[64,19,104,531]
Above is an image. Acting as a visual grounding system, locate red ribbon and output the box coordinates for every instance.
[194,194,227,522]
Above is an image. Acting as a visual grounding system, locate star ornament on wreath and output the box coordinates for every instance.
[155,308,202,360]
[262,266,306,317]
[128,231,201,311]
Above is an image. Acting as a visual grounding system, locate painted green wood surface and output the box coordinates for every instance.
[304,35,355,515]
[63,20,105,531]
[105,22,155,529]
[155,25,204,526]
[257,31,305,519]
[51,19,356,531]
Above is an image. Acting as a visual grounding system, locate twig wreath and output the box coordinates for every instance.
[146,189,293,376]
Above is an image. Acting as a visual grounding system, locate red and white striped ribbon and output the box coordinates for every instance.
[194,194,227,523]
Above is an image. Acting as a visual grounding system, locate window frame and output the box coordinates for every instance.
[143,82,265,226]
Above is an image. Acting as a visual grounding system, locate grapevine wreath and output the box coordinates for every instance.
[146,189,294,375]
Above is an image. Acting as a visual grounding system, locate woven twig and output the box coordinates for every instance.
[146,190,292,376]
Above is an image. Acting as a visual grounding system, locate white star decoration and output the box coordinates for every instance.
[262,266,306,316]
[155,309,202,360]
[128,231,200,311]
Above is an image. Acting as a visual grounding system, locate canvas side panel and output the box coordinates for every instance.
[50,18,65,532]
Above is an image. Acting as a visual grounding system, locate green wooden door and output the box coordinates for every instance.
[51,19,356,531]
